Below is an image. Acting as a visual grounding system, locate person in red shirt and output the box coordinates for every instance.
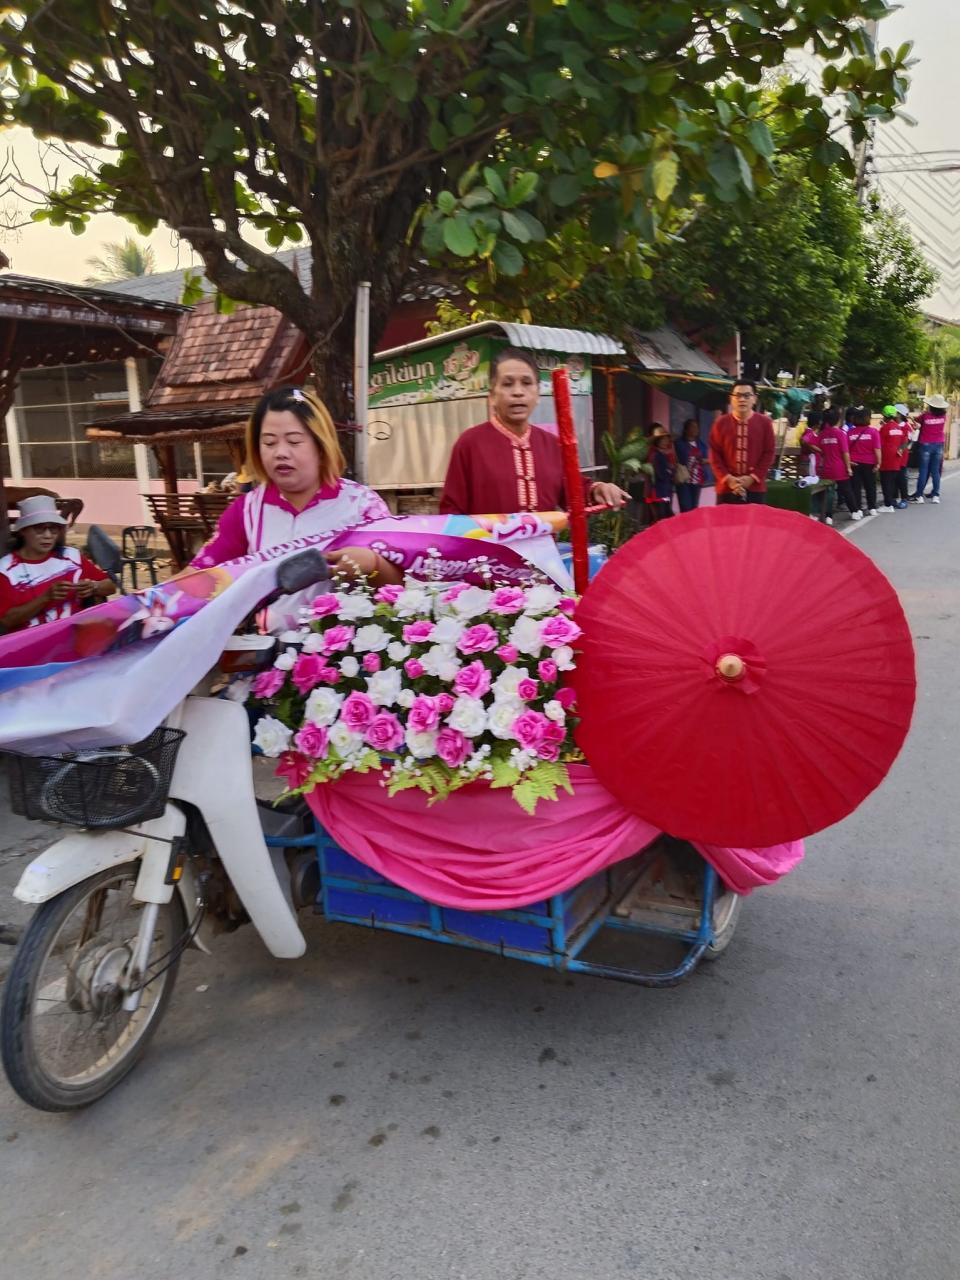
[0,495,115,632]
[878,406,911,510]
[440,347,628,515]
[708,381,776,504]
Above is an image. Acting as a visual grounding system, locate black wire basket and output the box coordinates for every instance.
[6,727,186,829]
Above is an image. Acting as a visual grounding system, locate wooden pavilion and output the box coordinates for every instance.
[0,272,184,550]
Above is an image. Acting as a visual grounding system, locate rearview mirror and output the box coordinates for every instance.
[276,550,330,594]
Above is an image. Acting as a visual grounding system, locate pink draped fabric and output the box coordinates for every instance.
[306,764,804,910]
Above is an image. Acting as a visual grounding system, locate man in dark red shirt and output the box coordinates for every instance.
[709,381,776,504]
[440,347,627,515]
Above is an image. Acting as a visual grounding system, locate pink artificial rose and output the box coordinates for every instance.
[365,711,404,753]
[457,623,498,655]
[404,658,425,679]
[408,694,442,733]
[341,691,376,732]
[558,597,577,616]
[291,652,325,696]
[309,594,340,618]
[540,615,582,649]
[275,750,312,789]
[403,620,435,644]
[537,659,559,684]
[555,686,577,710]
[541,720,565,745]
[441,583,471,603]
[375,583,404,604]
[294,722,330,758]
[436,692,455,714]
[454,660,492,699]
[319,666,341,685]
[516,678,539,701]
[322,624,356,655]
[496,643,519,664]
[252,668,285,699]
[511,710,550,750]
[489,587,527,615]
[537,739,561,762]
[436,726,470,768]
[362,652,381,674]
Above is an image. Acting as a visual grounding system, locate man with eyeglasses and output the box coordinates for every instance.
[709,381,776,504]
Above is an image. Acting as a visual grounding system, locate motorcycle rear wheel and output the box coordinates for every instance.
[1,864,185,1111]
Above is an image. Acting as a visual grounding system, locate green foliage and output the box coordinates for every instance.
[834,197,938,402]
[0,1,913,390]
[512,761,574,816]
[83,236,156,283]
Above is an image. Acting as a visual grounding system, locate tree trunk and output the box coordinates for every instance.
[309,342,361,477]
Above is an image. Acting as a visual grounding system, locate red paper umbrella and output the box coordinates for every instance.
[572,505,916,847]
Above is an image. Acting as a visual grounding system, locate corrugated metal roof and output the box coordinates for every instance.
[496,322,625,355]
[375,320,626,361]
[627,325,727,376]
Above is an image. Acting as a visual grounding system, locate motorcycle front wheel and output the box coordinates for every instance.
[1,863,185,1111]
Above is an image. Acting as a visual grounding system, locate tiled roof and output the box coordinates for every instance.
[146,297,307,411]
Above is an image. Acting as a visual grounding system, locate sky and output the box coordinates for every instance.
[1,0,957,289]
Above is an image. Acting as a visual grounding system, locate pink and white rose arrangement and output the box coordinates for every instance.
[250,573,583,812]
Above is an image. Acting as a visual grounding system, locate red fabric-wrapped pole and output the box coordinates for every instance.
[552,367,589,594]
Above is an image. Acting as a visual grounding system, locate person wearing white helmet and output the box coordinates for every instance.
[912,393,949,504]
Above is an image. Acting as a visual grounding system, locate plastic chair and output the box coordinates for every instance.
[121,526,160,589]
[85,525,123,587]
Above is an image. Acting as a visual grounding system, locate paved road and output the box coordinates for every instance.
[1,480,958,1280]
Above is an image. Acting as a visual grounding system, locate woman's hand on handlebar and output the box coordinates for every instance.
[326,546,402,586]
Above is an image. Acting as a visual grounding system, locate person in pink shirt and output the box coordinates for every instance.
[191,386,401,627]
[801,407,854,524]
[912,392,948,503]
[847,406,881,519]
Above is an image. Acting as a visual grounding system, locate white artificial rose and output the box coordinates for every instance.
[544,699,566,723]
[405,727,438,759]
[329,721,364,758]
[302,632,326,654]
[273,647,298,671]
[304,687,344,726]
[509,613,544,657]
[387,641,411,662]
[397,688,416,709]
[252,715,293,758]
[554,645,576,672]
[353,623,391,652]
[487,696,525,740]
[394,586,432,618]
[493,666,528,698]
[431,615,466,646]
[522,584,561,615]
[278,629,306,645]
[366,666,402,707]
[339,655,360,678]
[451,585,492,618]
[335,592,376,621]
[447,695,487,738]
[421,643,461,681]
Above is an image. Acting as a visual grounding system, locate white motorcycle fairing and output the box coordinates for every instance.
[167,695,306,959]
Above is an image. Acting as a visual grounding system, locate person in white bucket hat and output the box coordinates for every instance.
[911,394,949,504]
[0,495,114,632]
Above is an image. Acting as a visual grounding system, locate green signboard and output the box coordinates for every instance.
[369,335,593,408]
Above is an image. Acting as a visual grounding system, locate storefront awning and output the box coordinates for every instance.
[635,370,735,409]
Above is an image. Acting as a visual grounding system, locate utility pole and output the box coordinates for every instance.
[854,18,881,204]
